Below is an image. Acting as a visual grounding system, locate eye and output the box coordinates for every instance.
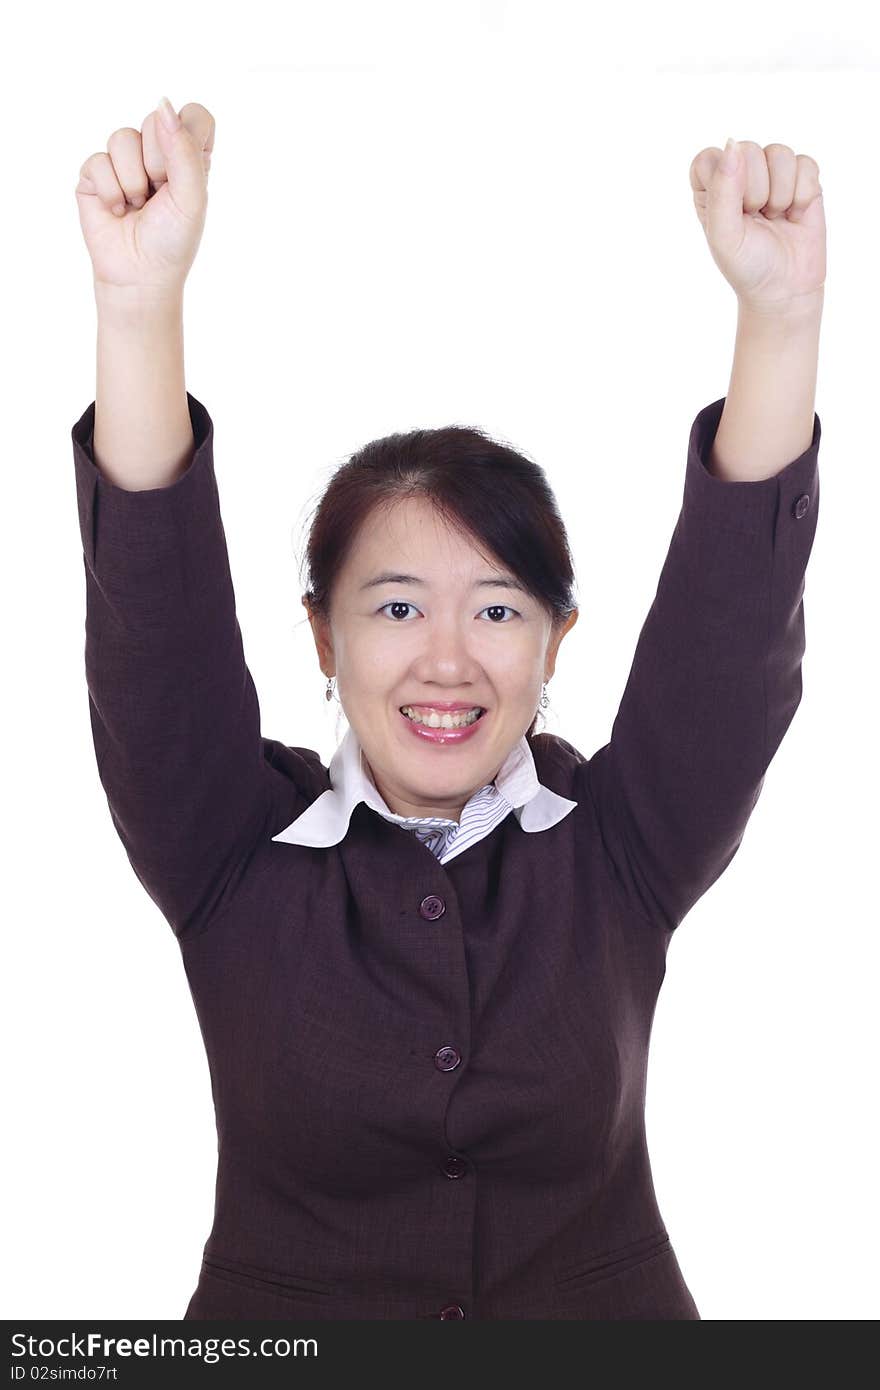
[479,604,519,622]
[377,601,519,622]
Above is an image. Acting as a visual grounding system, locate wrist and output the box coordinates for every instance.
[735,286,824,330]
[94,281,185,327]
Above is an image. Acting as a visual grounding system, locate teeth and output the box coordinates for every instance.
[401,706,483,729]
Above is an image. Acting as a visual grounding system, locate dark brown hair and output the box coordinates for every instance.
[298,425,579,740]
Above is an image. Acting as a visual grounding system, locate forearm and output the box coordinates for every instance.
[708,290,823,483]
[93,285,194,491]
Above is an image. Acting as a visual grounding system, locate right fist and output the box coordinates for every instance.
[75,98,214,296]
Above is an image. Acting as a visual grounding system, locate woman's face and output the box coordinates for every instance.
[305,496,578,822]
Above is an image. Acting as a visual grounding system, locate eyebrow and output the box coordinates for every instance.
[359,571,529,594]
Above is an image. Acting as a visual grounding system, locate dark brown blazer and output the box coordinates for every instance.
[71,392,820,1320]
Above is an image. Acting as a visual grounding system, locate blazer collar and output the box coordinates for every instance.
[270,723,577,848]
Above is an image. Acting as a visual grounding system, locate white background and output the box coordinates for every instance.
[4,0,876,1322]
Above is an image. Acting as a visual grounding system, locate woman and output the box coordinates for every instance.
[72,99,823,1320]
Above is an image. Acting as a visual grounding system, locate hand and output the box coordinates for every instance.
[689,138,826,317]
[75,98,214,298]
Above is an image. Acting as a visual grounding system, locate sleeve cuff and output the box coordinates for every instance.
[685,395,821,537]
[71,391,217,584]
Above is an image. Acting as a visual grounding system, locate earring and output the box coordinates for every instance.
[325,676,336,702]
[540,681,550,709]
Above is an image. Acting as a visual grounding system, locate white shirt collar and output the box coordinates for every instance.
[270,723,577,849]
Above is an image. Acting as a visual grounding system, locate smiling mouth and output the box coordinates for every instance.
[399,706,487,728]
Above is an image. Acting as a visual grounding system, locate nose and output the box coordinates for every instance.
[413,633,480,684]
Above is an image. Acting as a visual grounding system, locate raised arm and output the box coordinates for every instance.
[73,99,284,939]
[584,136,824,934]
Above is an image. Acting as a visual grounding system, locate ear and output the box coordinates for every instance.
[544,608,579,681]
[302,596,335,677]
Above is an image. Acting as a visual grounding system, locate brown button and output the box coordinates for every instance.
[419,895,446,920]
[439,1303,465,1319]
[793,493,811,519]
[444,1155,468,1179]
[434,1045,461,1072]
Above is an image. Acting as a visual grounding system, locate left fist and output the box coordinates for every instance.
[689,139,826,316]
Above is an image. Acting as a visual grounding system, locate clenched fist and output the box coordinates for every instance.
[690,137,826,317]
[75,97,214,297]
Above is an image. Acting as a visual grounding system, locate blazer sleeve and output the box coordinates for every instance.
[585,395,821,934]
[72,391,290,940]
